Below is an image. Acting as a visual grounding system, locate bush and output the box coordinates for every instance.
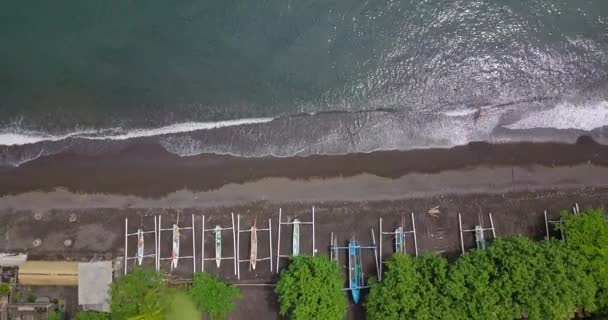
[165,291,200,320]
[366,253,452,320]
[447,248,501,320]
[76,311,111,320]
[0,283,10,296]
[562,207,608,311]
[484,237,593,320]
[366,236,597,319]
[276,256,347,320]
[48,310,59,320]
[110,268,166,320]
[189,272,240,319]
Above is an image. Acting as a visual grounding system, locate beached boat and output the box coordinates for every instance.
[171,224,180,270]
[348,239,362,304]
[137,229,144,265]
[395,226,404,253]
[250,221,258,271]
[474,225,485,250]
[214,225,222,268]
[292,219,300,256]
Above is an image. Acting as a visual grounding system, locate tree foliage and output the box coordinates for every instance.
[189,272,240,320]
[164,291,200,320]
[276,256,347,320]
[110,268,166,320]
[447,248,501,320]
[365,208,607,320]
[76,311,111,320]
[562,207,608,311]
[366,253,453,319]
[76,311,110,320]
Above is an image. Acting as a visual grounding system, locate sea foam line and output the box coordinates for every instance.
[0,117,274,146]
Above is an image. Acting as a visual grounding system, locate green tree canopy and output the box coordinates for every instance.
[189,272,240,320]
[562,207,608,311]
[76,311,111,320]
[275,256,347,320]
[366,236,598,319]
[447,248,501,320]
[366,253,452,320]
[484,236,594,320]
[165,290,201,320]
[110,268,166,320]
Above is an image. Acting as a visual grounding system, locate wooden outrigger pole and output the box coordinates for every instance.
[202,213,237,274]
[124,216,158,274]
[544,210,566,241]
[276,207,316,272]
[237,215,273,280]
[158,213,196,273]
[330,230,378,304]
[458,212,496,255]
[379,213,418,280]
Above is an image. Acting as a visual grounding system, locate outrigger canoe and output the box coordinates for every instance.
[250,221,258,271]
[214,225,222,268]
[137,229,144,266]
[395,226,404,254]
[348,239,363,304]
[171,224,180,270]
[292,219,300,256]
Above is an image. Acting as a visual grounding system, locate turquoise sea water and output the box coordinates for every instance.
[0,0,607,163]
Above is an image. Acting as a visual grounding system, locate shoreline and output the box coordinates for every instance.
[1,137,607,198]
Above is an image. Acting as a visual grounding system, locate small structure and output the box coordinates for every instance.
[124,216,158,274]
[158,213,196,273]
[201,213,237,274]
[5,302,54,320]
[458,213,496,254]
[78,261,112,312]
[236,215,272,280]
[276,207,316,272]
[0,254,27,269]
[544,210,565,240]
[330,229,379,304]
[18,261,78,286]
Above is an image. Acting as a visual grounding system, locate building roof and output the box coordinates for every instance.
[18,261,78,286]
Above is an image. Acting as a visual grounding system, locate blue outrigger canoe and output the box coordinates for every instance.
[348,239,363,304]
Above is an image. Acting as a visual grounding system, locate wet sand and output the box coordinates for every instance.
[0,137,605,197]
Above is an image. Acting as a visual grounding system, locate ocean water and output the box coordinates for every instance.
[1,0,608,166]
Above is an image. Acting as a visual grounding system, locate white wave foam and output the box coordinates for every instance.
[505,100,608,131]
[0,118,274,146]
[441,108,478,117]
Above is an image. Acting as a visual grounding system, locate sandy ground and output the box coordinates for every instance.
[1,140,608,318]
[1,188,607,319]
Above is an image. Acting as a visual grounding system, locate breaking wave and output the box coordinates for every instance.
[1,98,608,167]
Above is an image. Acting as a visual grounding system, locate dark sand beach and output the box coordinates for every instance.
[0,137,605,197]
[2,139,608,318]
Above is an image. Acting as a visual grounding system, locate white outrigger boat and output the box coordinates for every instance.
[137,229,144,265]
[395,225,405,254]
[171,224,180,270]
[214,225,222,268]
[249,220,258,271]
[292,219,300,256]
